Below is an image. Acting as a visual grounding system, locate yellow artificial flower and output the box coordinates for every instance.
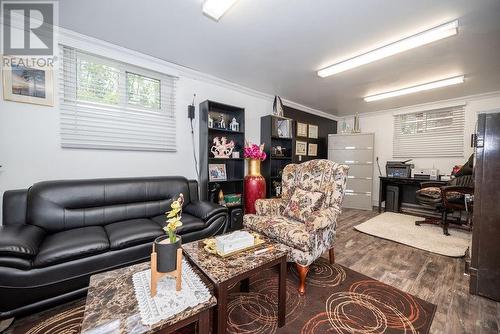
[166,207,181,218]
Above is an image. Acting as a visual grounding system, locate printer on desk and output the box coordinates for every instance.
[386,160,414,178]
[411,168,439,180]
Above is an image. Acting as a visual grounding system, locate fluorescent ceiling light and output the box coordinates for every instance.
[364,75,465,102]
[318,20,458,77]
[203,0,239,21]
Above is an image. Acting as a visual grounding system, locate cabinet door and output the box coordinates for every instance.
[328,149,373,164]
[346,178,372,193]
[328,134,373,149]
[346,164,373,178]
[343,192,372,210]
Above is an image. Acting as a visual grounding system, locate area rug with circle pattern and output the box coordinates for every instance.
[5,257,436,334]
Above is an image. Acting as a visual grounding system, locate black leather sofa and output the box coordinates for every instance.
[0,176,227,320]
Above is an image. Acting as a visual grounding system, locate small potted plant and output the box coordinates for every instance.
[153,193,184,272]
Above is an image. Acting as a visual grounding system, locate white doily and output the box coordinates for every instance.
[132,258,211,326]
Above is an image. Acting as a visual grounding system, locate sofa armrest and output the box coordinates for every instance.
[255,198,286,216]
[0,224,46,258]
[184,201,228,221]
[303,207,341,232]
[2,189,29,226]
[441,185,474,207]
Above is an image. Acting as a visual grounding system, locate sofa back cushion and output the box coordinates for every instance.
[283,187,325,223]
[27,176,190,232]
[281,159,349,210]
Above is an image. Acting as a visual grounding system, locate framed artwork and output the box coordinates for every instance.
[2,56,54,106]
[308,124,319,139]
[296,122,308,137]
[208,164,227,181]
[272,118,292,138]
[295,140,307,156]
[308,143,318,156]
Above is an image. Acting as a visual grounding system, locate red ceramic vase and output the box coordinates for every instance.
[244,159,266,214]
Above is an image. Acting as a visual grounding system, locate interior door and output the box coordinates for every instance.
[471,112,500,301]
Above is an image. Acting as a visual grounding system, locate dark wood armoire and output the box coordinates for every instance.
[469,111,500,301]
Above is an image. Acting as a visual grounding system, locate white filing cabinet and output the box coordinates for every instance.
[328,133,374,210]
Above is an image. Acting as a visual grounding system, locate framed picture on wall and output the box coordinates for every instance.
[208,164,227,181]
[2,56,54,106]
[308,124,319,139]
[308,143,318,156]
[296,122,308,137]
[295,140,307,155]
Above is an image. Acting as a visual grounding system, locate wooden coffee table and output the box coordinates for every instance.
[183,232,287,334]
[81,262,216,334]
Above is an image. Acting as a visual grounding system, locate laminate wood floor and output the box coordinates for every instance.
[331,208,499,334]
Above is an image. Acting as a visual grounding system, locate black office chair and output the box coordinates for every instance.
[415,156,474,235]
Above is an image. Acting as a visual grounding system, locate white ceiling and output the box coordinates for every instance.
[58,0,500,116]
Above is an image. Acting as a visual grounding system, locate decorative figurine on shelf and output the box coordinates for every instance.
[273,181,282,197]
[218,189,225,206]
[272,146,284,157]
[243,142,267,214]
[353,113,361,133]
[273,95,284,117]
[219,115,226,129]
[151,193,184,297]
[229,117,240,132]
[209,183,221,203]
[208,115,214,128]
[211,137,235,158]
[341,118,347,133]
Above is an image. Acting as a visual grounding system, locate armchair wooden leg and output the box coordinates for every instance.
[296,263,309,295]
[329,247,335,264]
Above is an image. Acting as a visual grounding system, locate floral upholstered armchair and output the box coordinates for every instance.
[243,159,349,294]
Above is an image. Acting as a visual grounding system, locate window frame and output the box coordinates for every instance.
[60,45,178,152]
[393,105,465,158]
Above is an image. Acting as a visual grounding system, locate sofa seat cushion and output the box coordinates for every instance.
[0,256,32,270]
[104,219,164,250]
[416,187,442,199]
[243,215,314,252]
[151,213,205,235]
[34,226,109,267]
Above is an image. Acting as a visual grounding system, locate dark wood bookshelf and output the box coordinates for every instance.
[208,179,244,183]
[199,100,245,216]
[261,115,294,197]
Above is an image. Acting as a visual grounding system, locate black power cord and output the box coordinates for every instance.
[189,94,200,181]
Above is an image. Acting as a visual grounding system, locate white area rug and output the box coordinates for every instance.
[354,212,471,257]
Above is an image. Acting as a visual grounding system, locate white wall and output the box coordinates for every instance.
[339,92,500,205]
[0,28,333,224]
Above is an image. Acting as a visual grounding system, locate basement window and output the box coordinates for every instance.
[393,105,465,158]
[60,45,178,152]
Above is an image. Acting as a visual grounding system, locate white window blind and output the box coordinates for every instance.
[393,105,465,158]
[60,45,178,152]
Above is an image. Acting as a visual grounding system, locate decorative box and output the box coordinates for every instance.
[215,231,254,254]
[224,193,241,206]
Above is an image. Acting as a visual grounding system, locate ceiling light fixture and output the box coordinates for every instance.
[317,20,459,77]
[364,75,465,102]
[202,0,239,21]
